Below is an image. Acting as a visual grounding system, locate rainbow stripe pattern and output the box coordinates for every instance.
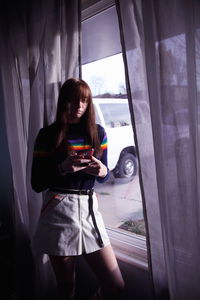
[100,135,107,150]
[67,138,92,151]
[34,134,108,157]
[67,136,108,151]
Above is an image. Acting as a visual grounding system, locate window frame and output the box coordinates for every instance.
[81,0,148,270]
[107,228,148,270]
[82,0,115,21]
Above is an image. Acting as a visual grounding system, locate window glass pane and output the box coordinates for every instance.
[82,7,145,238]
[82,53,127,97]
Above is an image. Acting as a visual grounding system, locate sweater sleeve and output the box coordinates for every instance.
[96,125,110,183]
[31,128,59,193]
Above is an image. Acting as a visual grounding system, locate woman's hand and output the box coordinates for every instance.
[58,154,91,175]
[83,156,108,178]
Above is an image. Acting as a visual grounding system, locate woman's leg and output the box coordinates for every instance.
[49,255,76,300]
[84,245,125,300]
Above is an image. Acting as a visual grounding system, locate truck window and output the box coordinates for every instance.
[99,103,131,128]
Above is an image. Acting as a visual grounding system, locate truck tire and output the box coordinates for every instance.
[115,153,137,178]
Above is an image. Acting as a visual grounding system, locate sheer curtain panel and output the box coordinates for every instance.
[0,0,80,299]
[116,0,200,299]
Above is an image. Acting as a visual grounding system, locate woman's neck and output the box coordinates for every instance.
[68,117,80,124]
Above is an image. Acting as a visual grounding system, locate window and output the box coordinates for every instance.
[82,1,147,268]
[99,103,131,127]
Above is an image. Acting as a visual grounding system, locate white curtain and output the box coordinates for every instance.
[116,0,200,299]
[0,0,80,299]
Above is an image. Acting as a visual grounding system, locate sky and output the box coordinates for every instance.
[82,53,126,96]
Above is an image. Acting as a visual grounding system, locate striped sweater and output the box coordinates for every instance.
[31,122,109,192]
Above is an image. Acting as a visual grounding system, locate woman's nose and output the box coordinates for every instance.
[77,100,84,108]
[77,100,81,108]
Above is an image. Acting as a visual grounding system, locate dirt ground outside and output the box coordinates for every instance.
[95,172,145,236]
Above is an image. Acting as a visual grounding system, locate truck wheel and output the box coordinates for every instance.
[115,153,137,178]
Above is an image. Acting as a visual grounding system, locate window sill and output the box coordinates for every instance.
[107,227,148,270]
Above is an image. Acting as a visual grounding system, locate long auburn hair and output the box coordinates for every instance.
[55,78,101,156]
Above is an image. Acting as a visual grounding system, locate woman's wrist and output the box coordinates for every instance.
[98,164,108,178]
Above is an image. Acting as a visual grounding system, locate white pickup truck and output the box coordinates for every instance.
[93,98,137,179]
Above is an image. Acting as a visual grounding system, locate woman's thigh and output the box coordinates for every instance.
[84,245,124,289]
[49,255,76,283]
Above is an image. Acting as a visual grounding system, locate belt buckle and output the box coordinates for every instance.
[88,189,93,196]
[78,189,93,195]
[79,190,85,195]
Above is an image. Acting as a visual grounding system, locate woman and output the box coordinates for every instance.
[31,78,124,300]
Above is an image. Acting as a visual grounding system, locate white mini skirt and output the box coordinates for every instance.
[32,190,110,256]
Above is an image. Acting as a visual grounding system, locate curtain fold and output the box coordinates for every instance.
[116,0,200,299]
[0,1,80,299]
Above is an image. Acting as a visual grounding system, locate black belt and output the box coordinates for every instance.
[49,188,104,248]
[88,192,104,248]
[50,187,93,195]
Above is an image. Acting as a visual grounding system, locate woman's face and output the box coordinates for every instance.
[67,96,89,123]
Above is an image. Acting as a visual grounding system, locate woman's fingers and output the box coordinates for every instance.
[73,158,91,165]
[83,158,107,177]
[60,155,106,176]
[60,156,91,173]
[90,156,100,163]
